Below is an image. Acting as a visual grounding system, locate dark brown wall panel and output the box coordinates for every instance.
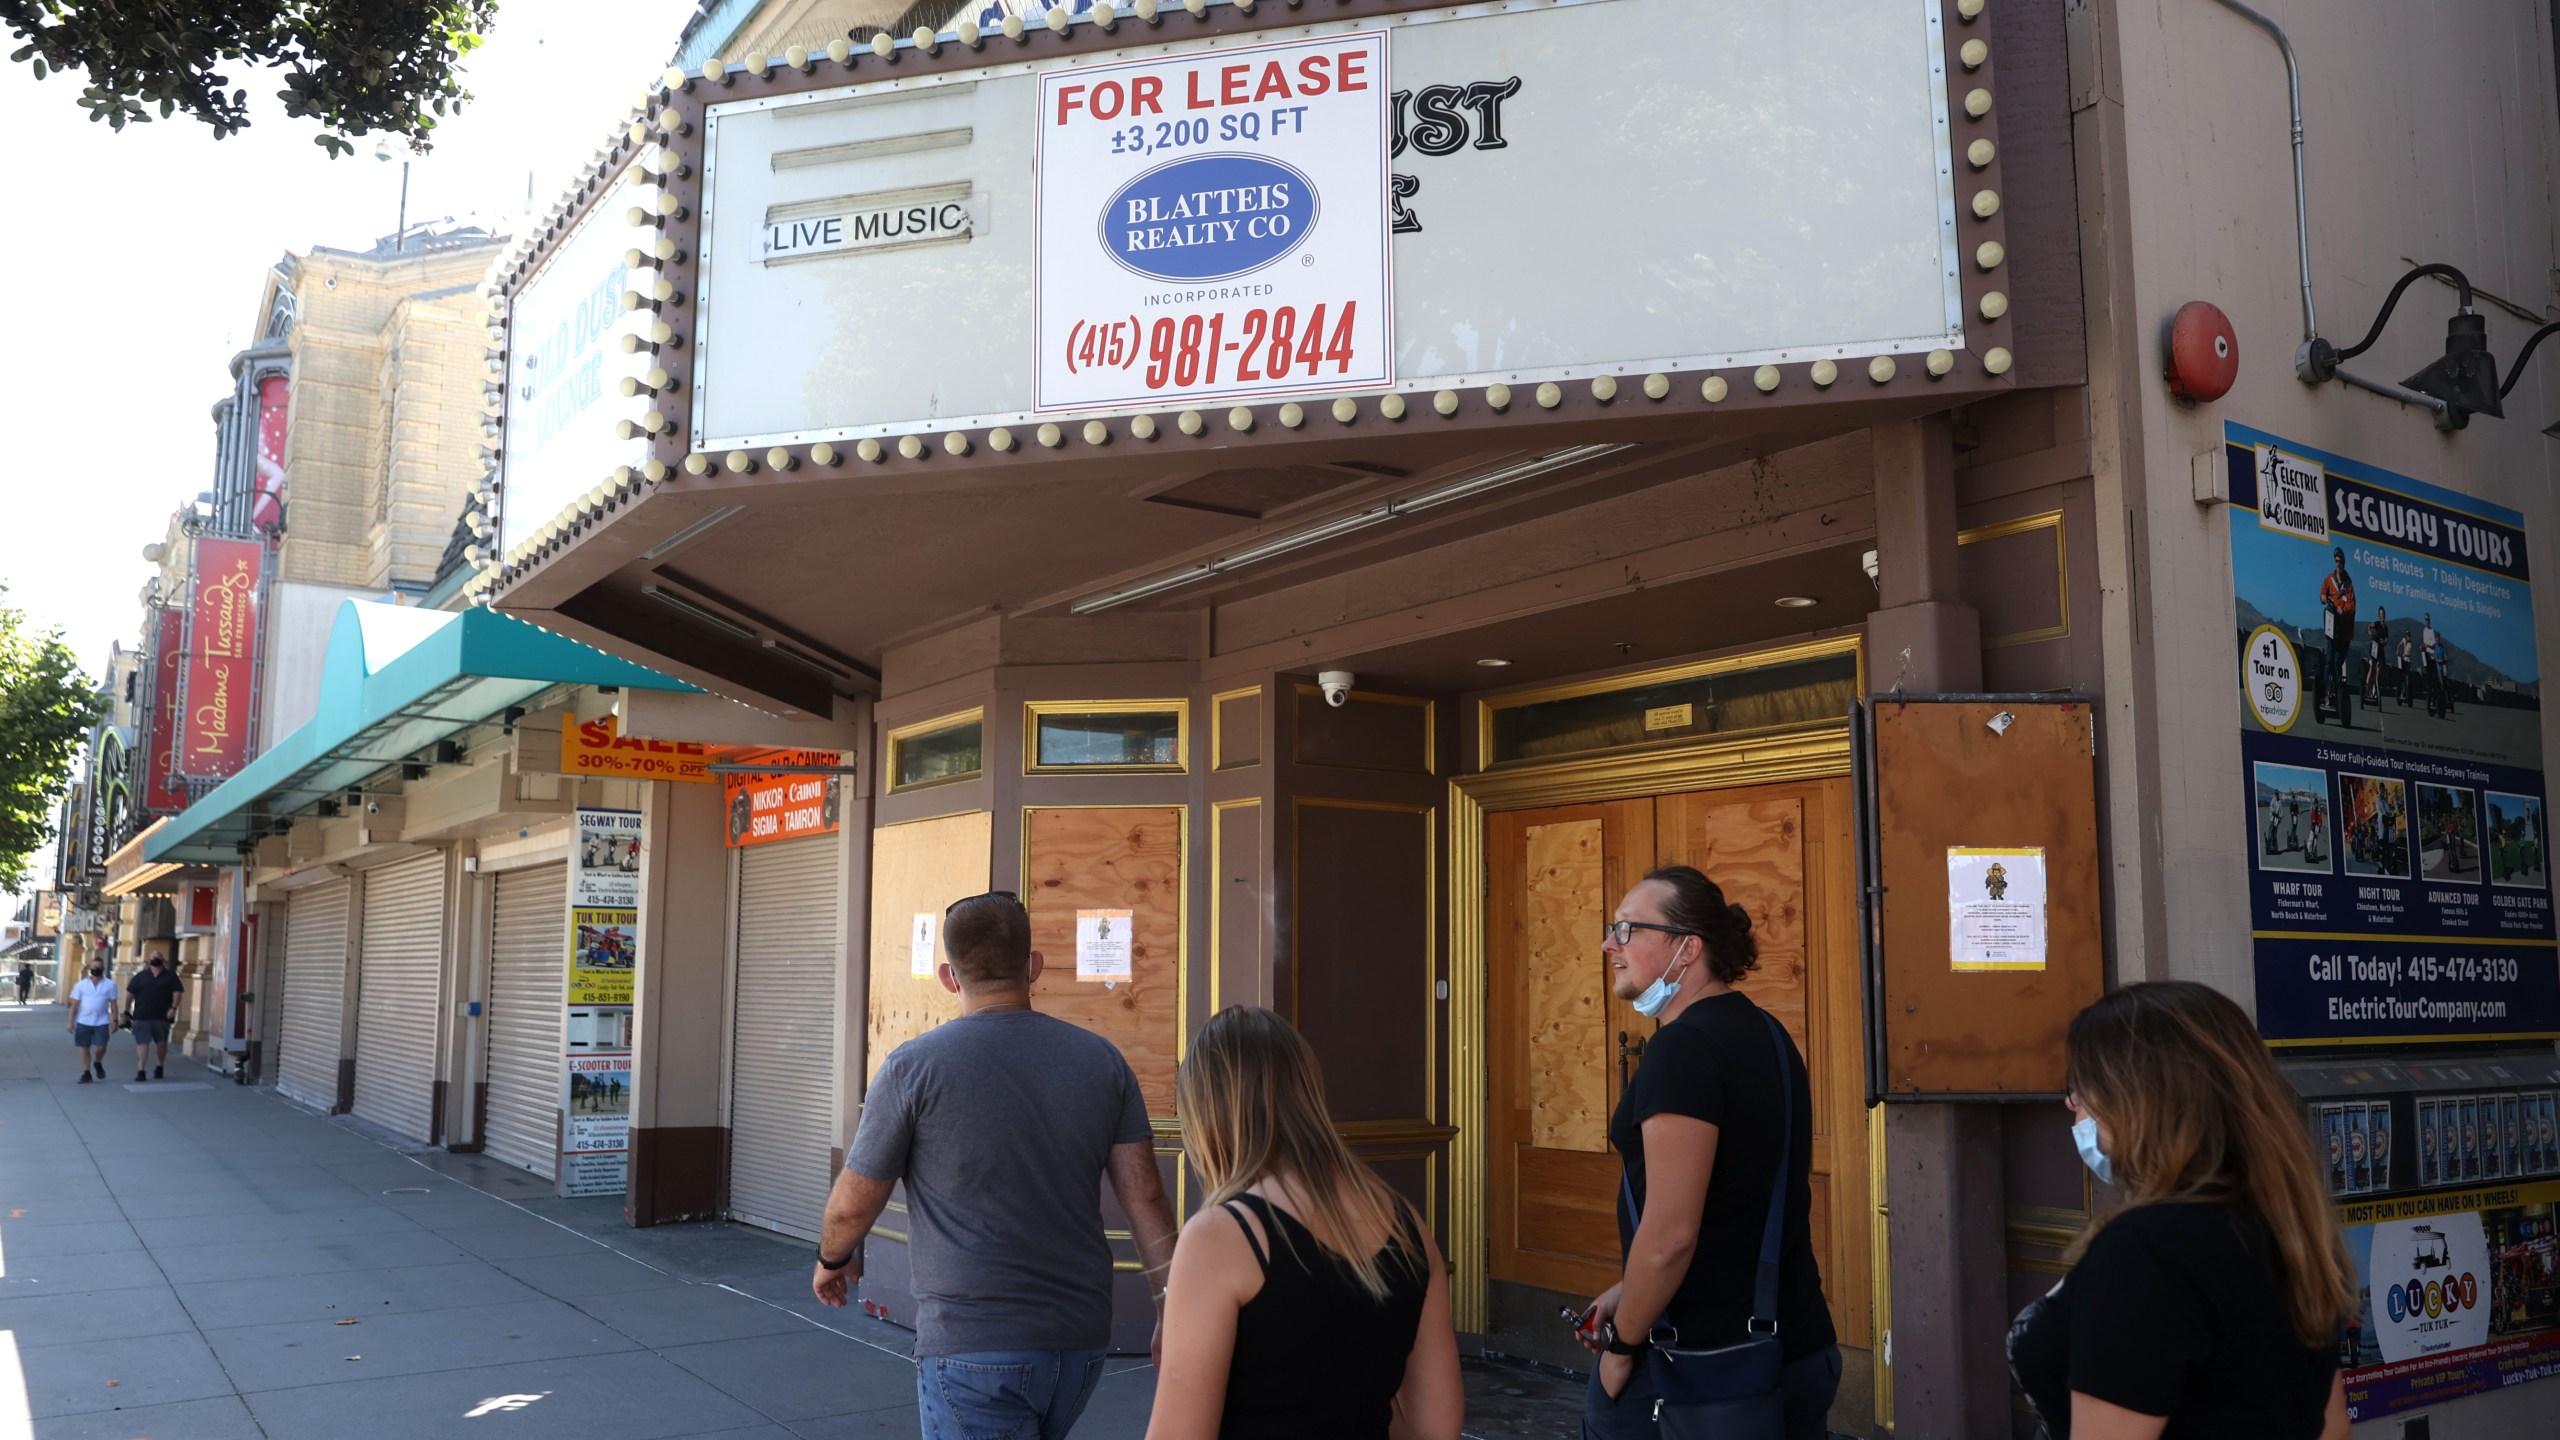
[1215,687,1263,770]
[1292,800,1432,1123]
[1293,689,1433,773]
[1214,800,1265,1015]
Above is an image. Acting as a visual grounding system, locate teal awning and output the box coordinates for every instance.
[146,601,696,864]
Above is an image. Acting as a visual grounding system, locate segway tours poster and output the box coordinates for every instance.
[564,808,637,1195]
[2336,1177,2560,1420]
[2229,421,2560,1042]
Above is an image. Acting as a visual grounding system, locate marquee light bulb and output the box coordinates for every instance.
[1869,356,1897,383]
[1643,374,1670,400]
[1433,390,1459,415]
[1130,415,1159,439]
[786,46,811,72]
[1702,376,1729,402]
[1591,375,1618,403]
[958,20,983,47]
[1083,420,1109,445]
[1964,88,1991,119]
[898,435,925,459]
[1093,2,1118,29]
[1332,397,1359,423]
[1983,347,2014,376]
[1980,291,2010,320]
[1968,138,1996,169]
[1229,407,1255,432]
[766,447,796,471]
[1926,349,1956,377]
[1977,240,2006,270]
[1961,39,1988,70]
[948,431,974,455]
[989,428,1016,451]
[810,443,839,467]
[1279,403,1306,428]
[858,439,884,462]
[1047,7,1069,32]
[1484,385,1511,411]
[1810,359,1838,388]
[1753,365,1781,392]
[1972,189,2000,218]
[1378,394,1407,420]
[685,453,712,475]
[1178,410,1204,435]
[874,33,898,59]
[827,38,853,64]
[1039,422,1066,446]
[1535,382,1562,409]
[724,450,754,474]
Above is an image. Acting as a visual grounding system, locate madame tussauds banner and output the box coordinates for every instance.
[2227,422,2558,1043]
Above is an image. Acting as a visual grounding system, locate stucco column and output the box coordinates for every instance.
[1866,417,2008,1436]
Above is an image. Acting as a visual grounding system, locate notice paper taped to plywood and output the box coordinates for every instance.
[1077,909,1134,981]
[1948,847,2047,971]
[910,913,937,978]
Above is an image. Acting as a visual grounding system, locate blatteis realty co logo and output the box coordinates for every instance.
[1101,153,1320,283]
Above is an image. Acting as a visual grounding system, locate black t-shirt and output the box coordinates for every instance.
[1610,989,1834,1360]
[2008,1201,2337,1438]
[126,968,183,1022]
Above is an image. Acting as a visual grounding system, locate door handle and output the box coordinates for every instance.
[1617,1030,1647,1089]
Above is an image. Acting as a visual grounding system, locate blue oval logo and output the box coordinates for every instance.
[1100,153,1318,283]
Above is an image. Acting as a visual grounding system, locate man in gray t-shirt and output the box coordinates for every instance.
[813,891,1177,1438]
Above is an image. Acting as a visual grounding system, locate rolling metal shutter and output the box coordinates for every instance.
[728,834,842,1239]
[352,853,446,1143]
[278,879,351,1111]
[485,862,566,1178]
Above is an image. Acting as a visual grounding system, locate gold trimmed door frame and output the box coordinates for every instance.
[1446,719,1857,1332]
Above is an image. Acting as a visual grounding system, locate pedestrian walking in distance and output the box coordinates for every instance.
[810,891,1178,1440]
[14,960,31,1005]
[65,959,117,1083]
[2007,982,2351,1439]
[125,953,183,1081]
[1580,866,1840,1440]
[1143,1006,1463,1440]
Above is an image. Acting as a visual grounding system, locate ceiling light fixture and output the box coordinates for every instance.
[1475,658,1512,668]
[1775,596,1820,608]
[641,583,756,640]
[1069,444,1632,614]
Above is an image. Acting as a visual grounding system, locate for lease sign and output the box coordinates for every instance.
[1034,28,1391,412]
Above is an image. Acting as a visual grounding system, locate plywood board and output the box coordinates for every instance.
[1873,699,2102,1095]
[1025,806,1184,1114]
[1655,794,1809,1053]
[863,810,990,1084]
[1524,819,1608,1153]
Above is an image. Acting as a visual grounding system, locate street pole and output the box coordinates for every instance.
[397,160,409,253]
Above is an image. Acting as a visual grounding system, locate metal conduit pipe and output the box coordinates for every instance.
[2210,0,2317,343]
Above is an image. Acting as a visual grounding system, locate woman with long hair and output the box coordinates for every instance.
[1144,1006,1463,1440]
[2008,981,2353,1439]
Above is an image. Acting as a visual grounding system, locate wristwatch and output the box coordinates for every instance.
[816,1246,855,1271]
[1599,1320,1649,1357]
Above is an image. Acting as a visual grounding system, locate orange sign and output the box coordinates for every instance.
[724,751,845,848]
[562,711,716,782]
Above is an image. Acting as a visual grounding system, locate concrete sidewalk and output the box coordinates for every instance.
[0,1000,1579,1439]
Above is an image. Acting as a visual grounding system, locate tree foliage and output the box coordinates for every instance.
[2,1,498,156]
[0,591,103,894]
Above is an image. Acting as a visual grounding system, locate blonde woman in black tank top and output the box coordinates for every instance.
[1145,1007,1464,1440]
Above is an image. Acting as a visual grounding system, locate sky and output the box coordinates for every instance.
[0,0,702,903]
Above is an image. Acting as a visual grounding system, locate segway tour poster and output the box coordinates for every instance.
[2228,422,2560,1042]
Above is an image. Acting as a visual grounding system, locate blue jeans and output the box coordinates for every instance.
[917,1349,1107,1440]
[1582,1345,1843,1440]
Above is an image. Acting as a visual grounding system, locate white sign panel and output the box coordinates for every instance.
[500,164,652,555]
[2253,443,2330,544]
[911,912,939,977]
[2365,1213,2492,1362]
[1075,908,1134,981]
[1033,29,1391,412]
[691,0,1962,448]
[1946,846,2047,971]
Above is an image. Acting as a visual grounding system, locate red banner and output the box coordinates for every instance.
[178,537,264,781]
[251,375,289,533]
[723,750,845,848]
[142,608,188,812]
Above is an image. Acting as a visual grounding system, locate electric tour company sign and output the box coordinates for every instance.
[686,0,1968,449]
[177,537,263,782]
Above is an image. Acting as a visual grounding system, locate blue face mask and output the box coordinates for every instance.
[2072,1115,2114,1186]
[1630,948,1692,1018]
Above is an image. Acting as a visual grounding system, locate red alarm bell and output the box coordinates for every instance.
[2165,300,2239,403]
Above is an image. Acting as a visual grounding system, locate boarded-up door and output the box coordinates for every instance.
[486,862,566,1178]
[1484,779,1870,1350]
[353,852,446,1144]
[729,833,842,1239]
[278,878,351,1112]
[1487,800,1652,1297]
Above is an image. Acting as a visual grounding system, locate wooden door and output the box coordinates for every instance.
[1487,799,1651,1297]
[1653,779,1870,1348]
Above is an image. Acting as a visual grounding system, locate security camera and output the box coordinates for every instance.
[1317,670,1356,708]
[1861,549,1880,589]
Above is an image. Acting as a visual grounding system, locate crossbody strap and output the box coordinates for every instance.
[1617,1008,1796,1340]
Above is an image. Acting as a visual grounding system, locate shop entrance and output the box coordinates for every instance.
[1454,697,1873,1388]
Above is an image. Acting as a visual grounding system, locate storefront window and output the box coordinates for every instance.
[888,712,983,791]
[1484,642,1860,766]
[1027,703,1187,773]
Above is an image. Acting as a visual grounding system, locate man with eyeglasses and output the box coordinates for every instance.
[809,891,1178,1439]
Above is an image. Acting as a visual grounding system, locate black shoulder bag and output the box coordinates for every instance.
[1617,1009,1795,1439]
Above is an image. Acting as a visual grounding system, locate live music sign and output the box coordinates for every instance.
[177,537,263,781]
